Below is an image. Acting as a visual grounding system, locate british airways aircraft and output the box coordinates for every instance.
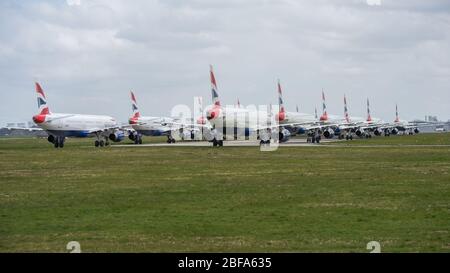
[128,91,178,144]
[205,65,289,147]
[32,82,124,148]
[128,91,206,144]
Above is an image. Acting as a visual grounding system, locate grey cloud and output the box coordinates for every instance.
[0,0,449,125]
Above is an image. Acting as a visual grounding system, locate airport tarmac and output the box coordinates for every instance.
[112,138,450,148]
[113,138,338,147]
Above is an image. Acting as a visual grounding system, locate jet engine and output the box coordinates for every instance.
[391,128,399,135]
[414,128,420,134]
[374,128,383,136]
[109,131,125,142]
[279,128,291,143]
[323,128,335,139]
[355,129,364,137]
[47,135,55,144]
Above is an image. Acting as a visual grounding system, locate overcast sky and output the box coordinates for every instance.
[1,0,449,124]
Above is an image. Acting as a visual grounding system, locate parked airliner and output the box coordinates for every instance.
[205,66,287,146]
[128,91,205,144]
[32,82,124,148]
[391,104,420,135]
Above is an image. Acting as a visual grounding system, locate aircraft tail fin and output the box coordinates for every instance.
[344,94,350,123]
[35,82,50,115]
[320,90,328,121]
[130,91,140,119]
[395,104,400,122]
[210,65,220,106]
[366,98,372,122]
[275,79,286,121]
[277,79,285,113]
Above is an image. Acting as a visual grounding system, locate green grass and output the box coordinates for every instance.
[327,132,450,145]
[0,134,449,252]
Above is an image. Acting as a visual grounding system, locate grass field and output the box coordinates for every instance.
[0,134,449,252]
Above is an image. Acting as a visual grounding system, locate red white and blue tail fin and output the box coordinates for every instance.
[366,98,372,122]
[394,104,400,123]
[320,90,328,121]
[275,79,286,122]
[130,91,140,122]
[344,94,350,123]
[277,79,285,113]
[35,82,50,115]
[210,65,220,106]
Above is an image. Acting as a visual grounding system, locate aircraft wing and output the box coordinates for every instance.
[5,127,43,132]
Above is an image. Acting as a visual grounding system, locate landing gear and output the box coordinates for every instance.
[53,136,65,148]
[212,139,223,147]
[315,135,321,144]
[259,140,270,146]
[166,136,175,144]
[134,134,143,144]
[94,134,110,148]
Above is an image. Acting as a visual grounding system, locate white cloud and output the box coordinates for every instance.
[67,0,81,6]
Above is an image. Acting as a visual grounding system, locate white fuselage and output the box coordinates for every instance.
[281,111,317,125]
[207,106,274,130]
[34,113,118,137]
[130,116,174,136]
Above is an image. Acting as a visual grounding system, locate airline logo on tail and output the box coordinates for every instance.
[33,82,50,124]
[394,104,400,123]
[35,82,50,115]
[276,79,286,121]
[129,91,140,124]
[210,65,220,106]
[344,95,350,123]
[206,65,221,120]
[366,98,372,122]
[320,90,328,121]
